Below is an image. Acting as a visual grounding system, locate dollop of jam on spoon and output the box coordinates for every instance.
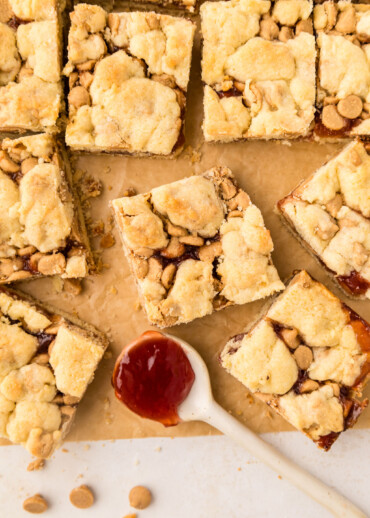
[112,330,195,426]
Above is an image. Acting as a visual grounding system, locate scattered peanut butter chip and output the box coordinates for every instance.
[322,104,347,131]
[129,486,152,510]
[123,514,137,518]
[23,494,48,514]
[69,485,95,509]
[337,95,363,119]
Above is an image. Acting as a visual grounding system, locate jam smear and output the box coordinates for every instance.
[316,431,340,451]
[217,87,241,99]
[35,332,55,354]
[292,370,309,395]
[7,16,29,30]
[337,271,369,296]
[314,114,361,139]
[112,331,195,426]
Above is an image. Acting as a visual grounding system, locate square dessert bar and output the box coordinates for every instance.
[221,270,370,450]
[0,0,64,134]
[277,140,370,299]
[314,1,370,139]
[200,0,316,142]
[111,167,284,327]
[0,134,93,283]
[0,286,108,458]
[64,4,195,157]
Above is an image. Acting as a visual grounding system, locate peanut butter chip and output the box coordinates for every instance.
[69,485,94,509]
[293,345,313,370]
[322,105,347,131]
[337,95,363,119]
[23,494,48,514]
[129,486,152,510]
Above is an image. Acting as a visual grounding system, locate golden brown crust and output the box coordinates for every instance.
[0,0,64,134]
[277,140,370,299]
[221,270,370,450]
[0,134,93,284]
[111,166,283,327]
[64,5,195,156]
[201,0,316,141]
[0,285,108,458]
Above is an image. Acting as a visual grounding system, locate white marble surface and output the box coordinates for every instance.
[0,430,369,517]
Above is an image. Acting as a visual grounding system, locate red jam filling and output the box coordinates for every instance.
[337,271,369,296]
[112,331,195,426]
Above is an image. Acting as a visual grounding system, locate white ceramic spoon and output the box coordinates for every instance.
[168,333,367,518]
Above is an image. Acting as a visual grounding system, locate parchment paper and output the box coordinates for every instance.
[2,29,369,445]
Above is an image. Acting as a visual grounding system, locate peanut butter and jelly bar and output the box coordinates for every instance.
[0,286,108,458]
[0,134,93,283]
[277,140,370,299]
[0,0,64,134]
[314,1,370,139]
[200,0,316,142]
[221,270,370,450]
[111,167,284,327]
[64,4,195,157]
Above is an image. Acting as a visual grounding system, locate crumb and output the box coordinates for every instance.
[63,278,82,296]
[62,448,69,453]
[103,166,111,174]
[23,494,48,514]
[27,459,45,472]
[103,397,110,410]
[123,514,137,518]
[237,467,242,471]
[108,185,112,190]
[100,232,115,249]
[78,173,103,201]
[155,446,162,452]
[129,486,152,510]
[84,444,90,451]
[69,485,94,509]
[109,286,118,295]
[105,414,113,425]
[122,187,136,197]
[278,475,282,480]
[236,410,242,416]
[89,220,105,237]
[246,393,254,405]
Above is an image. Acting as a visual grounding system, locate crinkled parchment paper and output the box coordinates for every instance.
[1,29,369,446]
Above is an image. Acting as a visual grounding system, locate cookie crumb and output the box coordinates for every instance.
[84,444,91,451]
[100,232,115,249]
[27,459,45,472]
[129,486,152,510]
[69,485,94,509]
[123,187,136,197]
[123,514,137,518]
[23,494,48,514]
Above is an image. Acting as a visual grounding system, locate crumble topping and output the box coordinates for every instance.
[278,385,344,439]
[0,134,91,283]
[278,140,370,298]
[201,0,315,141]
[111,166,283,327]
[221,319,298,394]
[0,287,107,458]
[221,271,370,449]
[0,0,62,133]
[49,325,105,398]
[314,1,370,136]
[64,4,195,156]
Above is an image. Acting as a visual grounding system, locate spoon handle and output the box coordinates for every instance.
[203,401,367,518]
